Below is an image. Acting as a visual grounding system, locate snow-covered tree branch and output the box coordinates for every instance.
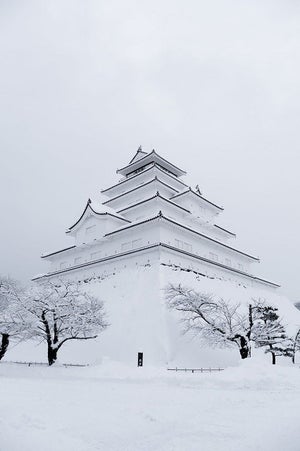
[23,279,108,365]
[0,275,27,361]
[165,284,258,359]
[165,284,290,362]
[253,305,293,364]
[290,328,300,364]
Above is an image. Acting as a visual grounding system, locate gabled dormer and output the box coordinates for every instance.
[66,199,130,245]
[171,188,223,221]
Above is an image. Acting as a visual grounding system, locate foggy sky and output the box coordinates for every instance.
[1,0,300,300]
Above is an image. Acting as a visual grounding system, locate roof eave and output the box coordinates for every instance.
[41,245,76,259]
[117,150,186,177]
[171,189,223,211]
[67,203,130,234]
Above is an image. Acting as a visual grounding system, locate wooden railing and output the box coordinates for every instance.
[167,367,224,373]
[2,361,89,368]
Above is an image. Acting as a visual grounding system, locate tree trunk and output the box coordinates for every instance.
[239,347,250,359]
[238,336,250,359]
[47,346,58,366]
[292,353,295,364]
[0,333,10,361]
[269,345,276,365]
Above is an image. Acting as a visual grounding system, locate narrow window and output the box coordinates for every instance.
[175,239,183,249]
[132,239,142,248]
[183,242,192,252]
[90,251,101,260]
[121,242,131,251]
[209,252,218,262]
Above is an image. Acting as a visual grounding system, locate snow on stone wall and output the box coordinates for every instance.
[10,258,300,368]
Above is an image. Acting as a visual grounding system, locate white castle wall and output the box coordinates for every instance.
[33,151,294,367]
[48,219,254,278]
[23,256,299,367]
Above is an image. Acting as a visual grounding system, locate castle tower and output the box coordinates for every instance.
[34,149,282,366]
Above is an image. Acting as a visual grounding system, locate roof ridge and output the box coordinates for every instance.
[128,146,148,164]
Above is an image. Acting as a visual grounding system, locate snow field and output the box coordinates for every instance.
[1,360,300,451]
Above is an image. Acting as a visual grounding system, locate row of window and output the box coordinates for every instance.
[59,240,144,270]
[173,239,244,272]
[59,238,244,272]
[209,252,244,271]
[174,239,192,253]
[121,239,142,252]
[60,251,101,269]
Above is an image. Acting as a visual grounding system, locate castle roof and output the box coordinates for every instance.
[117,150,186,178]
[128,146,148,164]
[101,163,188,195]
[116,192,191,214]
[35,242,279,288]
[102,177,179,206]
[171,188,224,211]
[66,199,130,234]
[104,212,259,261]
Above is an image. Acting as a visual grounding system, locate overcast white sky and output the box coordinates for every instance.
[0,0,300,300]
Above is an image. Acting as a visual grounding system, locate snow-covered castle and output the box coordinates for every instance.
[35,149,293,367]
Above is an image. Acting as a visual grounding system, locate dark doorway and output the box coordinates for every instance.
[137,352,143,367]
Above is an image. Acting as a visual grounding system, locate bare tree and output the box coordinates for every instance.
[165,284,263,359]
[23,279,108,365]
[0,276,26,361]
[166,284,295,364]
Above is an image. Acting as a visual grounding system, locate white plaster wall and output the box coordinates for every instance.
[159,220,253,273]
[105,179,178,211]
[47,219,253,279]
[103,166,186,199]
[172,194,219,221]
[73,214,125,246]
[120,198,188,223]
[159,246,257,289]
[48,222,160,273]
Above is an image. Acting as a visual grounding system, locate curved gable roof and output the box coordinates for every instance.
[128,147,148,164]
[66,199,130,233]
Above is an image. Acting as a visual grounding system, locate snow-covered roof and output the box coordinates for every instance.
[116,192,191,214]
[36,239,278,288]
[101,163,188,195]
[41,245,76,259]
[117,150,186,178]
[102,177,179,206]
[128,146,148,164]
[214,224,236,237]
[66,199,130,233]
[171,188,224,211]
[104,212,259,261]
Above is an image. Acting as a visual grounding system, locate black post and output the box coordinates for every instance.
[137,352,143,367]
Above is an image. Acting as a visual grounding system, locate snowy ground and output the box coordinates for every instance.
[1,360,300,451]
